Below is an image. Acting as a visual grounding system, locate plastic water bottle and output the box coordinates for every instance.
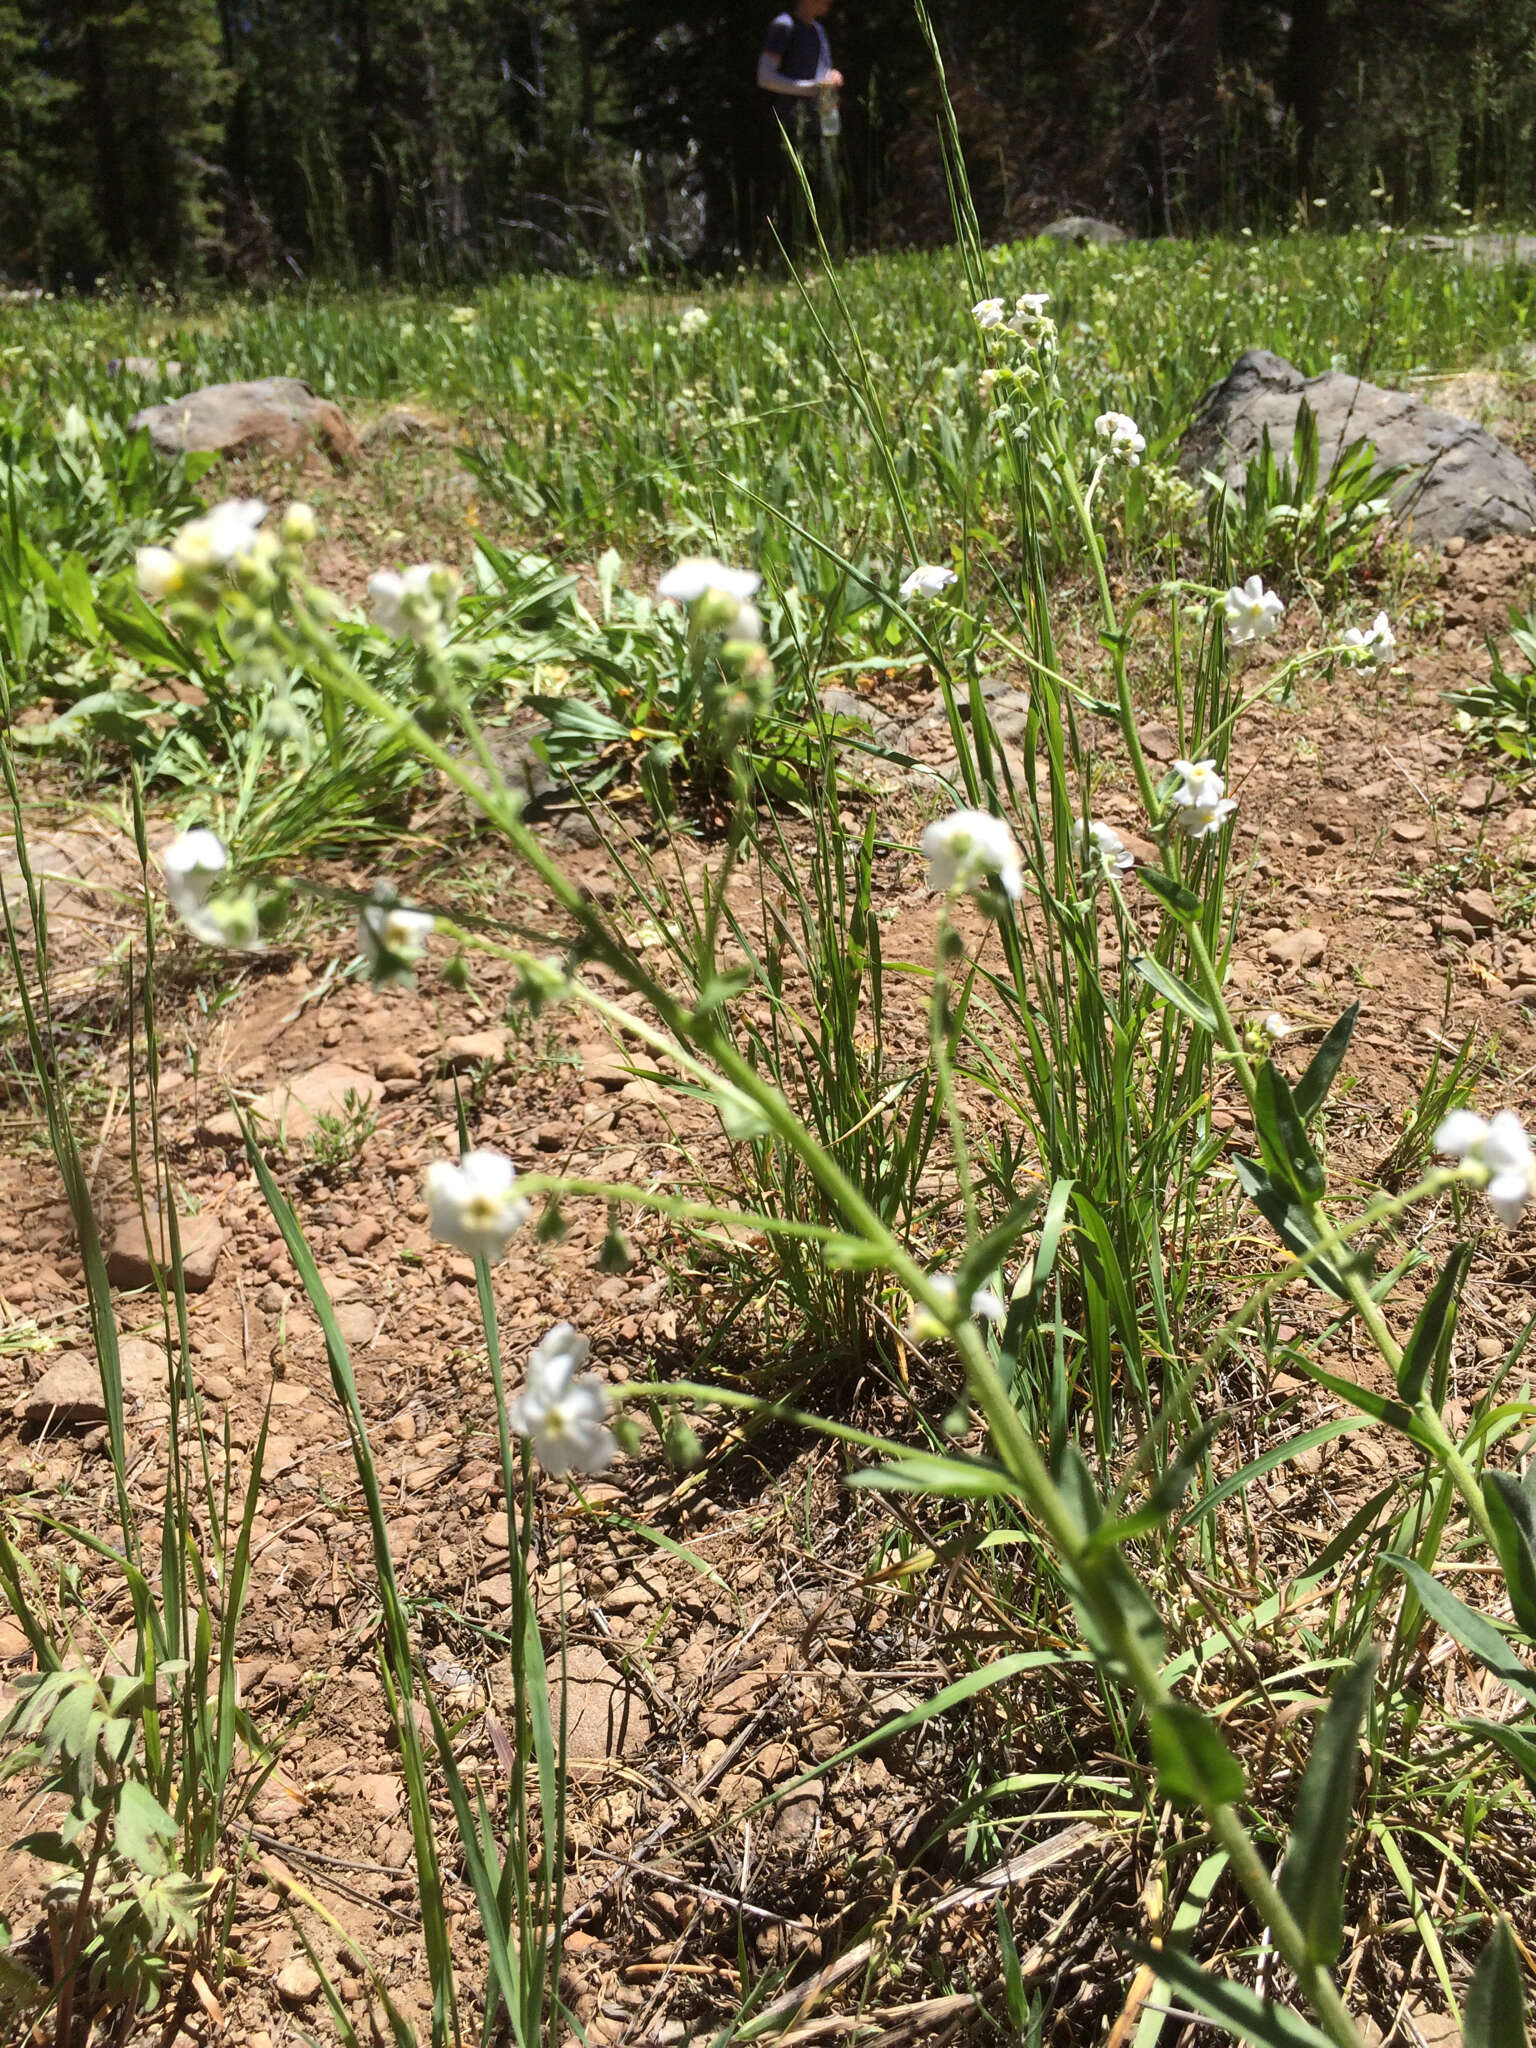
[819,83,841,138]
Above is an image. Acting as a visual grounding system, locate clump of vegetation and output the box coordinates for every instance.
[1,61,1535,2048]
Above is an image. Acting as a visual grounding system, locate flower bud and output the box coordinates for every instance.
[281,502,318,545]
[136,546,183,600]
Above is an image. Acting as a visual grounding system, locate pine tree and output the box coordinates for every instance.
[40,0,225,278]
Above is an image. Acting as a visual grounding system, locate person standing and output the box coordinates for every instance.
[756,0,844,256]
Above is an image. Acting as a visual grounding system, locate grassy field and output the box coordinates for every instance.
[0,224,1534,2048]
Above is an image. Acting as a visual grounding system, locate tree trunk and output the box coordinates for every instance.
[1285,0,1334,192]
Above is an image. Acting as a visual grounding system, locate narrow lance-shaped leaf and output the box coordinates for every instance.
[1277,1648,1377,1966]
[1126,1943,1339,2048]
[1397,1245,1470,1406]
[1149,1700,1246,1807]
[1464,1921,1529,2048]
[1255,1058,1325,1199]
[1130,953,1218,1033]
[1139,867,1202,921]
[1386,1556,1536,1712]
[1293,1000,1360,1121]
[1232,1154,1351,1299]
[1484,1468,1536,1642]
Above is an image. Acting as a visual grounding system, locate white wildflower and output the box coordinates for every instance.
[1222,574,1286,646]
[1435,1109,1536,1229]
[921,808,1024,903]
[656,557,761,606]
[973,297,1006,330]
[906,1275,1008,1342]
[1340,611,1396,667]
[136,546,181,600]
[900,564,958,601]
[281,502,318,545]
[423,1150,531,1263]
[1094,411,1147,465]
[1010,291,1050,331]
[1168,758,1237,839]
[160,828,227,933]
[359,895,434,979]
[509,1322,616,1477]
[1263,1011,1292,1040]
[158,828,263,950]
[1075,819,1133,874]
[369,562,459,647]
[172,497,268,571]
[678,306,710,337]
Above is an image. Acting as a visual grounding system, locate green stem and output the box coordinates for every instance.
[1055,446,1161,827]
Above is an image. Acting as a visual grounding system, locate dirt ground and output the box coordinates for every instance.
[2,445,1536,2046]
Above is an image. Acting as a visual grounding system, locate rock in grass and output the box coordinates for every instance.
[1179,348,1536,545]
[107,1204,225,1291]
[1265,927,1327,970]
[275,1960,322,2007]
[130,377,357,464]
[17,1339,164,1429]
[1038,214,1129,246]
[199,1060,378,1147]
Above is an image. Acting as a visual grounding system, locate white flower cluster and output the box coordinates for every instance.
[420,1148,617,1475]
[678,306,710,337]
[1222,575,1285,646]
[138,498,314,602]
[159,828,264,950]
[1340,610,1396,667]
[1436,1110,1536,1229]
[1075,818,1133,874]
[973,291,1056,350]
[900,564,957,601]
[921,809,1023,904]
[369,563,461,649]
[1094,411,1146,466]
[1168,758,1237,839]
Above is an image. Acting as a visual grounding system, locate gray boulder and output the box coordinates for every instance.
[1038,215,1128,246]
[1180,347,1536,545]
[130,376,357,463]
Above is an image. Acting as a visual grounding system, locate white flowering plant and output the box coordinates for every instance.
[7,132,1535,2048]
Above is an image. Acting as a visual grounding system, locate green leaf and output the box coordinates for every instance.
[1231,1155,1351,1298]
[1147,1415,1227,1518]
[1175,1416,1370,1534]
[1097,1417,1228,1546]
[1130,954,1218,1033]
[1465,1921,1530,2048]
[59,553,100,642]
[1386,1555,1536,1711]
[1293,1001,1360,1121]
[1397,1246,1471,1406]
[1148,1700,1246,1807]
[1126,1943,1338,2048]
[1465,1718,1536,1791]
[1277,1649,1377,1966]
[1255,1059,1325,1198]
[1485,1469,1536,1640]
[115,1779,177,1878]
[1138,868,1202,921]
[849,1449,1019,1500]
